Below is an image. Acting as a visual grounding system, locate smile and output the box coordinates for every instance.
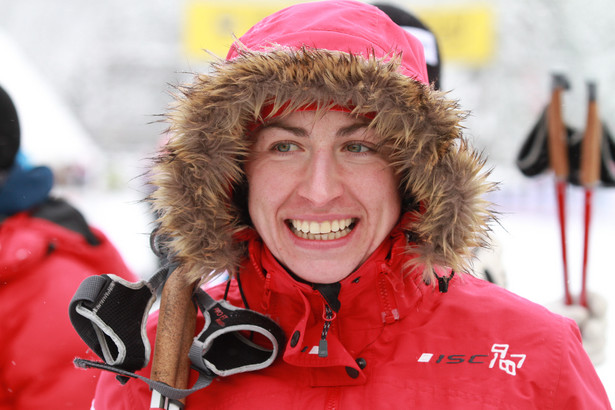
[287,218,356,240]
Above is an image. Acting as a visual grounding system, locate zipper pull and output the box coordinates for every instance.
[319,303,335,358]
[434,270,455,293]
[318,339,328,358]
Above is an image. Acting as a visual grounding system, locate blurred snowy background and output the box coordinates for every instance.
[1,0,613,401]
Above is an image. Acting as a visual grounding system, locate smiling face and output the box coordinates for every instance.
[245,110,401,283]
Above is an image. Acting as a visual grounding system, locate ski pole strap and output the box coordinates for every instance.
[189,288,286,377]
[72,284,285,401]
[73,357,214,401]
[69,263,175,372]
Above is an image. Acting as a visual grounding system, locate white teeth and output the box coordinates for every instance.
[309,221,320,234]
[289,218,355,240]
[320,221,331,233]
[331,220,339,232]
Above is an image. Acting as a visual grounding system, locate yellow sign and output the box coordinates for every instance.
[184,1,295,59]
[416,5,495,65]
[184,2,495,65]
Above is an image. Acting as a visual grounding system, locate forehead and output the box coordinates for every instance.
[255,110,373,138]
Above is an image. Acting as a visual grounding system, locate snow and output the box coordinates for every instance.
[0,29,103,172]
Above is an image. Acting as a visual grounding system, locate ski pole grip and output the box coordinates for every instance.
[151,266,198,405]
[580,82,602,187]
[547,76,570,179]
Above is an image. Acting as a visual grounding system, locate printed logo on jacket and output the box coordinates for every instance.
[418,344,526,376]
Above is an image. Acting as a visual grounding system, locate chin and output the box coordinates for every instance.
[292,267,353,284]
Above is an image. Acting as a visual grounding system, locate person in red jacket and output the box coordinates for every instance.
[92,1,611,408]
[0,84,137,409]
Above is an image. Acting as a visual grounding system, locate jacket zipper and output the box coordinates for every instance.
[319,302,335,358]
[378,265,399,324]
[324,386,341,410]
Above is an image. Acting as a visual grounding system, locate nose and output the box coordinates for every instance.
[297,149,344,206]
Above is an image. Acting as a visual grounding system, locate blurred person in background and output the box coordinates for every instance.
[373,2,441,90]
[0,83,137,409]
[90,1,609,408]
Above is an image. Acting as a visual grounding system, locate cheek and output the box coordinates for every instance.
[247,162,279,202]
[246,162,287,228]
[246,168,267,221]
[365,168,402,226]
[247,183,271,242]
[362,167,400,202]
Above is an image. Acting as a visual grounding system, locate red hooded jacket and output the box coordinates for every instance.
[92,229,610,409]
[0,204,136,409]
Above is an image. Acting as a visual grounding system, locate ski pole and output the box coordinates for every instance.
[546,73,572,305]
[579,81,602,308]
[150,266,198,410]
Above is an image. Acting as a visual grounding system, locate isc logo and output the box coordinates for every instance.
[418,344,526,376]
[418,353,488,364]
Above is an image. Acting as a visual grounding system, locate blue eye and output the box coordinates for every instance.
[346,143,370,153]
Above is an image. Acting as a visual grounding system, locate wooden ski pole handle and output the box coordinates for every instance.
[580,82,602,187]
[547,74,570,180]
[151,265,198,405]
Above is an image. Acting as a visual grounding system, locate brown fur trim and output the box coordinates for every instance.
[149,47,495,285]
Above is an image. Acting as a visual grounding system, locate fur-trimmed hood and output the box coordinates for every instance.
[150,0,494,286]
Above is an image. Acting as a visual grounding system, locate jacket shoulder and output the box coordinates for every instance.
[0,208,134,281]
[447,274,573,330]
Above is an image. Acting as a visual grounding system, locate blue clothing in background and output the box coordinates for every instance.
[0,162,53,216]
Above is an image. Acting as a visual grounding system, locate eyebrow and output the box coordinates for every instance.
[260,119,370,138]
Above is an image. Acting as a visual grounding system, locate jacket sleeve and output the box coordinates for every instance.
[0,215,139,409]
[552,319,612,409]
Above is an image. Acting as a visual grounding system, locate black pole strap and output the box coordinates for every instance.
[70,274,285,401]
[69,263,175,372]
[189,289,285,377]
[74,357,215,401]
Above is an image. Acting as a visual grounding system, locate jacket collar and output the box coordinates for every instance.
[236,222,425,386]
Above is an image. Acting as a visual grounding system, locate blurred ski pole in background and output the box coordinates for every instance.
[516,74,613,365]
[578,81,601,308]
[546,73,572,305]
